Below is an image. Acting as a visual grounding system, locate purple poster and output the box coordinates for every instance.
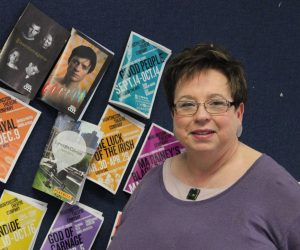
[41,202,104,250]
[123,123,185,194]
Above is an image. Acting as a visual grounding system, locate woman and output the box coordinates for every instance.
[6,48,20,70]
[108,43,300,249]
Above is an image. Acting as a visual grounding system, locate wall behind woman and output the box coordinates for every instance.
[0,0,299,249]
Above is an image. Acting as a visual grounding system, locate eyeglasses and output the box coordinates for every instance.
[173,98,236,116]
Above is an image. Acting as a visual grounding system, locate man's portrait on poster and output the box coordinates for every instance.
[41,33,53,50]
[41,45,98,112]
[22,22,41,41]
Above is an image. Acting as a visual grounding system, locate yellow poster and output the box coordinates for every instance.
[87,105,144,194]
[0,190,47,250]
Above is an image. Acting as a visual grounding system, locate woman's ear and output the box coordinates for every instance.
[171,110,174,119]
[236,103,244,138]
[236,102,244,122]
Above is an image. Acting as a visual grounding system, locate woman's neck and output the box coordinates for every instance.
[188,140,239,172]
[173,140,255,188]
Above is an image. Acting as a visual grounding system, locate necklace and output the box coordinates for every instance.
[166,158,200,201]
[164,158,229,201]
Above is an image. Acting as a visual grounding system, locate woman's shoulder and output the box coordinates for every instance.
[240,144,297,184]
[250,154,300,198]
[125,163,164,206]
[139,163,164,185]
[130,160,170,197]
[254,154,297,179]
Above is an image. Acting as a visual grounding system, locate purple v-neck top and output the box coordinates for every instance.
[109,154,300,250]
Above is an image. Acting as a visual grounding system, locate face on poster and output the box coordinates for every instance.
[40,29,110,117]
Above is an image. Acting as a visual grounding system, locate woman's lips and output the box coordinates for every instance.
[191,129,215,134]
[190,129,216,138]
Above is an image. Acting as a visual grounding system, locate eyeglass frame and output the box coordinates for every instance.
[173,98,237,116]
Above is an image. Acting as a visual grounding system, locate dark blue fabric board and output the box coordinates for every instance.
[0,1,300,249]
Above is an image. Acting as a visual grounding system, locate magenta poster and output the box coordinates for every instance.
[123,123,185,194]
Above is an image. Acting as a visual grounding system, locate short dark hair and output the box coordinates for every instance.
[29,22,41,30]
[68,45,97,73]
[162,43,247,112]
[8,48,20,57]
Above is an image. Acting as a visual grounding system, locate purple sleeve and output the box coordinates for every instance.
[284,215,300,249]
[122,165,160,219]
[121,176,144,221]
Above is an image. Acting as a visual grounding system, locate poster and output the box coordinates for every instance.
[41,202,104,250]
[0,189,47,250]
[40,28,113,120]
[109,31,171,119]
[0,3,69,99]
[32,113,101,204]
[87,105,144,194]
[123,123,185,194]
[0,88,40,183]
[106,211,122,248]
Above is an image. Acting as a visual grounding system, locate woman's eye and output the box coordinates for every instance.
[208,100,226,106]
[180,102,196,108]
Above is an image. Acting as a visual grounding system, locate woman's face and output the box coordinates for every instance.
[9,51,20,64]
[172,69,244,154]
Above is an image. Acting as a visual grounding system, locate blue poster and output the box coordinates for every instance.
[109,32,171,119]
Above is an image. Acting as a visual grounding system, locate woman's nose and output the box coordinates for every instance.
[193,103,211,120]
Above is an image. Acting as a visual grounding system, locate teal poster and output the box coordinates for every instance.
[109,32,171,119]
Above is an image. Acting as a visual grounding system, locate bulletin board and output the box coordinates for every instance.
[0,1,300,249]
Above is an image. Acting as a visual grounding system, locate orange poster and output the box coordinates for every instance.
[87,105,144,194]
[0,88,40,183]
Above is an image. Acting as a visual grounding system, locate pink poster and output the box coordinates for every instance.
[123,123,185,194]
